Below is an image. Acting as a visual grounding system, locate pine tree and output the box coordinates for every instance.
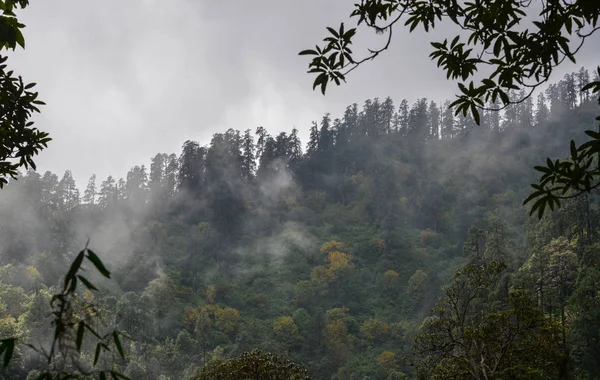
[561,73,577,109]
[117,178,126,202]
[98,176,116,208]
[57,170,79,209]
[255,126,268,160]
[165,153,178,197]
[381,97,395,135]
[319,113,332,151]
[517,89,534,128]
[306,121,320,157]
[546,83,562,114]
[126,165,149,204]
[149,153,167,199]
[535,93,550,125]
[485,99,500,133]
[274,132,290,159]
[407,98,429,144]
[577,67,591,103]
[83,174,97,205]
[288,128,303,166]
[398,99,409,137]
[502,91,519,129]
[223,128,243,178]
[428,101,440,140]
[441,101,455,140]
[241,129,256,180]
[178,140,206,194]
[342,103,359,141]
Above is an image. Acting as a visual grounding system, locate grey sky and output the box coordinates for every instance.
[8,1,600,187]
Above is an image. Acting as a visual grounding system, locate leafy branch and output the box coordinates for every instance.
[0,242,130,380]
[300,0,600,124]
[524,67,600,219]
[0,0,50,188]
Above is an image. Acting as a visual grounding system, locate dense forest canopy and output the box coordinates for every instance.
[0,69,599,378]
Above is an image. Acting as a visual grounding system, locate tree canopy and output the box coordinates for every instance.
[197,349,310,380]
[0,0,48,188]
[301,0,600,218]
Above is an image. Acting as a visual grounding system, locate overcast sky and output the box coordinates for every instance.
[8,1,600,187]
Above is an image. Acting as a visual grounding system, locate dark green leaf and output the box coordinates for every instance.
[94,344,102,366]
[64,251,85,290]
[113,331,124,358]
[76,321,85,352]
[298,49,318,56]
[86,249,111,278]
[77,275,98,291]
[1,338,14,368]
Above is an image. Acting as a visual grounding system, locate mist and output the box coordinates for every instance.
[1,65,599,377]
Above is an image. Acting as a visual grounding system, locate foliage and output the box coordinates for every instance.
[413,262,563,379]
[0,0,49,187]
[525,69,600,218]
[213,307,241,335]
[0,244,128,379]
[301,0,598,120]
[273,316,299,341]
[406,270,428,297]
[376,350,398,370]
[196,349,310,380]
[360,319,390,344]
[302,1,600,218]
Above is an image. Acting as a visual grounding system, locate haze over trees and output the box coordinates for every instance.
[0,68,599,378]
[302,0,600,217]
[0,0,600,379]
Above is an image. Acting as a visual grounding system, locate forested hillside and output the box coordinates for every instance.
[1,69,599,379]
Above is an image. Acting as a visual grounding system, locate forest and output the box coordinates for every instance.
[0,68,599,379]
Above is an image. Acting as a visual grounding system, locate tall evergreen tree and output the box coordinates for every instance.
[98,175,116,208]
[517,89,534,128]
[288,128,303,166]
[441,100,455,140]
[342,103,359,141]
[178,140,206,194]
[502,91,519,129]
[561,73,578,110]
[577,67,591,104]
[165,153,178,197]
[484,99,500,133]
[241,129,256,180]
[407,98,429,144]
[381,97,395,135]
[428,101,440,140]
[41,171,59,209]
[535,93,550,125]
[546,83,562,114]
[149,153,167,199]
[319,113,333,151]
[255,126,268,160]
[306,122,320,158]
[126,165,149,205]
[57,170,79,209]
[83,174,97,205]
[398,99,409,137]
